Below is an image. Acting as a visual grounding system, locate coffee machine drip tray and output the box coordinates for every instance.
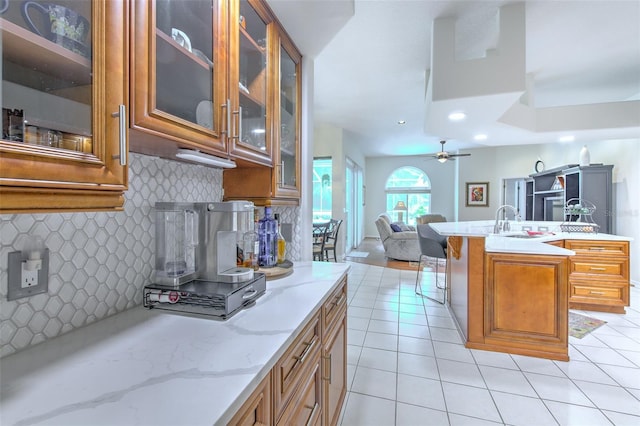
[143,273,266,320]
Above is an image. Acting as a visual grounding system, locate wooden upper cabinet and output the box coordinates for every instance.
[0,1,128,212]
[273,32,301,200]
[227,0,273,166]
[223,1,302,205]
[129,0,230,159]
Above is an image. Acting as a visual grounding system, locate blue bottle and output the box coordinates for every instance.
[258,206,277,267]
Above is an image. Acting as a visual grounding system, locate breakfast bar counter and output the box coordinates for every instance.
[0,261,350,426]
[430,221,632,361]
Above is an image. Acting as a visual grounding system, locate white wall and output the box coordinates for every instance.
[364,155,457,237]
[313,125,366,257]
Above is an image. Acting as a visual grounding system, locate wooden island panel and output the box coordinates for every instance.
[450,236,570,361]
[482,253,569,361]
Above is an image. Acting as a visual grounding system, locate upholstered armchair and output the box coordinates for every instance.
[374,214,420,261]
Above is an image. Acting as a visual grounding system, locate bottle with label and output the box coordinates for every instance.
[242,209,259,270]
[258,206,277,267]
[275,214,286,264]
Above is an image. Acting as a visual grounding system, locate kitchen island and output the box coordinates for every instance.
[0,261,349,426]
[431,221,632,361]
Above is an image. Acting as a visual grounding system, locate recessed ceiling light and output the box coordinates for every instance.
[474,134,488,141]
[448,112,466,121]
[558,135,575,143]
[397,120,406,125]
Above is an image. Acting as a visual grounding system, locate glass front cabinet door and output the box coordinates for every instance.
[274,34,301,199]
[228,0,272,165]
[130,0,229,157]
[1,1,128,212]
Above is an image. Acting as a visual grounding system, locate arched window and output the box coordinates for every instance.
[385,167,431,225]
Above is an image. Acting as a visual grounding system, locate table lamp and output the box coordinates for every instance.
[394,200,407,222]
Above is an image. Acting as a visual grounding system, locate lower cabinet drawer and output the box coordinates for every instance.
[276,356,322,426]
[565,240,629,257]
[323,277,347,332]
[228,373,271,426]
[569,257,628,280]
[570,281,627,305]
[273,312,321,421]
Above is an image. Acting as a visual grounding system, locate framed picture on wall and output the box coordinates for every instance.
[466,182,489,207]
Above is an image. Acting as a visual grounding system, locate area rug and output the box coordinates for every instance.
[346,251,369,258]
[569,312,607,339]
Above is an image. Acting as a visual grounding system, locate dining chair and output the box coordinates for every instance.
[323,219,343,262]
[415,224,448,304]
[312,222,329,261]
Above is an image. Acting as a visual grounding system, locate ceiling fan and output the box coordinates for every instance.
[429,140,471,163]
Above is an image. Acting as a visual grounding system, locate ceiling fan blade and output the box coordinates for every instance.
[449,153,471,157]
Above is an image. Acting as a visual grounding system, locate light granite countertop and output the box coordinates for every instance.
[0,261,350,426]
[430,220,632,256]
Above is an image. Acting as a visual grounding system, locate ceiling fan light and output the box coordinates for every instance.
[438,157,447,163]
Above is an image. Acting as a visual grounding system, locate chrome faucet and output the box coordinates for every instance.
[494,205,522,234]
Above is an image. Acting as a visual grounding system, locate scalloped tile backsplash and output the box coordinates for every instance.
[0,153,300,357]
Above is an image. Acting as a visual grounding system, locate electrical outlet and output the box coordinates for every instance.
[21,267,39,288]
[7,250,49,301]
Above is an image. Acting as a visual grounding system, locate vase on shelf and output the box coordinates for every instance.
[579,145,590,167]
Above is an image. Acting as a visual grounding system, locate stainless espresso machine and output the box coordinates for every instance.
[144,201,266,319]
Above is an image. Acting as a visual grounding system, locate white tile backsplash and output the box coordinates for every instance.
[0,153,300,357]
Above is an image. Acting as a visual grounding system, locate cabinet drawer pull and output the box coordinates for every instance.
[322,354,332,383]
[589,247,605,251]
[293,339,316,364]
[305,403,319,426]
[111,104,127,166]
[590,267,607,271]
[589,291,606,295]
[332,293,345,307]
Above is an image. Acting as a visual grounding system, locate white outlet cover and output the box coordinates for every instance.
[7,250,49,300]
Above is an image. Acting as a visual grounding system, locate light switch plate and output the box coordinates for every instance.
[7,249,49,301]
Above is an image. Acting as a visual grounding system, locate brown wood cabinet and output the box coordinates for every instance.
[129,0,230,160]
[128,0,301,205]
[273,312,321,422]
[482,252,569,361]
[228,276,347,426]
[276,357,322,426]
[1,1,128,212]
[565,239,630,313]
[228,373,271,426]
[322,279,347,426]
[223,7,301,205]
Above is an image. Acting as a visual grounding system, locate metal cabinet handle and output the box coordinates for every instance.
[221,99,231,140]
[231,106,242,141]
[276,161,284,185]
[110,104,126,166]
[589,291,606,295]
[322,353,332,383]
[333,293,345,307]
[590,267,606,271]
[292,338,316,364]
[305,403,319,426]
[589,247,605,251]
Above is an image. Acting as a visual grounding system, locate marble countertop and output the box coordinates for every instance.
[0,261,350,426]
[430,220,632,256]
